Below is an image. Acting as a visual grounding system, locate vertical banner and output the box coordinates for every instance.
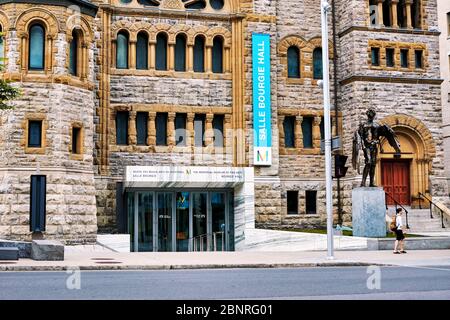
[252,33,272,166]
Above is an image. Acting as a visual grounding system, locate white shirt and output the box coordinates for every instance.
[396,215,403,230]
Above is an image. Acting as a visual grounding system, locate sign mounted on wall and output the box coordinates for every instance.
[252,33,272,166]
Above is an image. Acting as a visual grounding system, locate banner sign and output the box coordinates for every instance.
[252,33,272,166]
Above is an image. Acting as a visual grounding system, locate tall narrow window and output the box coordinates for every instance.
[116,111,129,145]
[30,175,46,233]
[400,49,409,68]
[69,30,79,76]
[397,0,406,28]
[194,114,205,147]
[116,31,129,69]
[175,113,187,146]
[320,117,325,141]
[175,34,187,72]
[136,112,148,145]
[447,12,450,36]
[213,114,224,148]
[369,0,377,25]
[313,48,323,80]
[156,33,168,71]
[415,50,423,69]
[283,116,295,148]
[371,47,380,66]
[28,120,42,148]
[29,23,45,70]
[136,32,148,70]
[287,46,300,78]
[193,35,205,72]
[302,117,313,149]
[386,48,395,67]
[383,0,392,27]
[412,0,421,29]
[287,191,299,215]
[305,190,317,214]
[72,126,82,154]
[212,36,223,74]
[156,112,167,146]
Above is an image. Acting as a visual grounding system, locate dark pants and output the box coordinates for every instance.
[395,229,405,241]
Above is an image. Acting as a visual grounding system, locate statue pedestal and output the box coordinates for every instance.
[352,187,386,238]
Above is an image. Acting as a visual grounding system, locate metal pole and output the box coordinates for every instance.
[321,0,334,259]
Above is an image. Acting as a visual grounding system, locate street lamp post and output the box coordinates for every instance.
[321,0,334,259]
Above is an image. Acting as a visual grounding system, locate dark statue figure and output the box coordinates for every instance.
[352,108,401,187]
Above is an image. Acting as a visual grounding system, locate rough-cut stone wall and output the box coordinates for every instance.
[0,83,97,244]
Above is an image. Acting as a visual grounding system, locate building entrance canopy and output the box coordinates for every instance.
[124,166,249,189]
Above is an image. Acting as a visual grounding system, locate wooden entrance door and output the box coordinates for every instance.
[381,160,411,205]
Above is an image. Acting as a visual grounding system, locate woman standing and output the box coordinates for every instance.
[393,208,407,254]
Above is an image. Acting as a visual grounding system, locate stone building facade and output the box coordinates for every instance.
[0,0,446,248]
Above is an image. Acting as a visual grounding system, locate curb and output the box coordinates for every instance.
[0,261,392,272]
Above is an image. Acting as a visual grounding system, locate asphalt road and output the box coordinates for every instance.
[1,266,450,300]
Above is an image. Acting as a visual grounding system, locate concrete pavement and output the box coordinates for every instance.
[1,249,449,271]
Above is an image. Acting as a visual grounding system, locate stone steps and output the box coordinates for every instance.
[387,207,448,232]
[0,247,19,260]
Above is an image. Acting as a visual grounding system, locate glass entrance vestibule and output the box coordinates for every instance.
[126,190,234,252]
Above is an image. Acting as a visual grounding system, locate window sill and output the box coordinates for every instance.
[3,72,94,90]
[280,147,322,156]
[69,154,84,161]
[25,147,45,155]
[111,68,232,80]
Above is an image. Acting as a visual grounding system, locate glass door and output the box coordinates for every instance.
[191,193,208,251]
[176,192,190,251]
[137,192,153,252]
[211,192,226,251]
[157,192,174,252]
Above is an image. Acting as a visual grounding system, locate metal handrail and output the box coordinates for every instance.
[191,232,225,252]
[418,192,446,229]
[385,191,410,229]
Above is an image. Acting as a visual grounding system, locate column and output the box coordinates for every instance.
[128,111,137,145]
[295,115,304,149]
[205,113,214,147]
[313,116,321,149]
[391,0,399,28]
[167,112,176,147]
[129,40,136,69]
[111,40,117,68]
[81,42,88,80]
[187,44,194,72]
[147,112,156,147]
[149,41,156,70]
[187,112,195,148]
[46,35,53,73]
[168,43,175,71]
[224,114,232,153]
[377,0,385,26]
[21,35,28,71]
[224,47,231,73]
[278,115,285,149]
[405,0,413,29]
[205,45,212,73]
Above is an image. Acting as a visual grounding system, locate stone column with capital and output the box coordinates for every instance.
[129,40,136,69]
[147,112,156,148]
[295,115,304,149]
[313,116,322,149]
[278,115,285,149]
[167,112,176,147]
[376,0,385,27]
[391,0,399,28]
[405,0,413,29]
[128,111,137,145]
[205,113,214,147]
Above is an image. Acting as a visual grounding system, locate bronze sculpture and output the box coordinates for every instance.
[352,108,401,187]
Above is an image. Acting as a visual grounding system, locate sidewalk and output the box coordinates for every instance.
[1,249,450,271]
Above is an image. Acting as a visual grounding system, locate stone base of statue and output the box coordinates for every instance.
[352,187,387,238]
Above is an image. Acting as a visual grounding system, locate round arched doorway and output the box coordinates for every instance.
[375,115,436,208]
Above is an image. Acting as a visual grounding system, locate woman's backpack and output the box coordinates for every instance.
[389,215,397,232]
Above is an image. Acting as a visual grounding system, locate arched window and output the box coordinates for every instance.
[412,0,421,28]
[287,46,300,78]
[193,35,205,73]
[155,33,168,71]
[383,0,392,27]
[175,34,187,72]
[212,36,223,74]
[29,23,45,70]
[136,32,148,70]
[313,48,323,80]
[69,30,80,76]
[116,31,129,69]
